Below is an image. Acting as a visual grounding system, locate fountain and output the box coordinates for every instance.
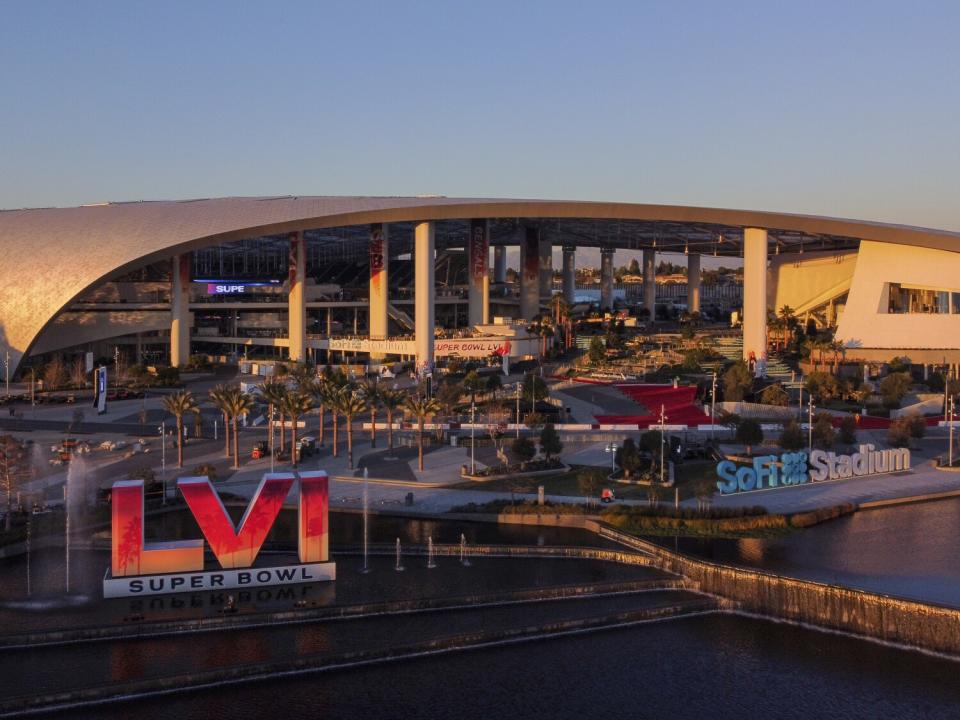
[459,533,471,567]
[427,536,437,569]
[394,537,404,572]
[360,467,371,573]
[62,450,89,594]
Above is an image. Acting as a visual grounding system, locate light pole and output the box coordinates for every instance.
[4,350,8,397]
[659,404,667,486]
[470,400,476,474]
[710,371,717,439]
[515,382,521,439]
[159,421,166,504]
[949,395,955,468]
[807,398,815,452]
[605,442,618,474]
[270,410,276,474]
[114,346,120,391]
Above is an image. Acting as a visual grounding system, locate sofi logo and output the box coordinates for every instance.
[105,472,334,598]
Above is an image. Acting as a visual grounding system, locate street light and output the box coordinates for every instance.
[3,350,9,397]
[470,400,476,474]
[807,398,815,452]
[515,382,521,439]
[159,421,166,504]
[948,395,955,468]
[604,442,618,474]
[710,371,717,439]
[659,404,667,486]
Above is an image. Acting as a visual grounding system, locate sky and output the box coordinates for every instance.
[2,1,959,235]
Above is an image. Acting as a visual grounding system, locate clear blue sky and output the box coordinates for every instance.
[2,1,958,231]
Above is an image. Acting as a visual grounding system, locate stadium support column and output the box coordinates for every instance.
[519,227,540,321]
[687,252,701,314]
[288,231,306,363]
[643,248,656,321]
[170,253,191,367]
[494,246,507,284]
[562,246,576,305]
[600,247,615,312]
[369,224,389,362]
[414,221,435,375]
[539,236,553,303]
[743,227,768,373]
[468,219,490,327]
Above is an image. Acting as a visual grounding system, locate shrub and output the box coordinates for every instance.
[812,412,836,449]
[779,420,805,451]
[191,463,218,482]
[905,413,926,439]
[838,415,858,446]
[615,437,643,479]
[887,418,912,448]
[880,372,911,408]
[155,366,180,386]
[760,383,790,407]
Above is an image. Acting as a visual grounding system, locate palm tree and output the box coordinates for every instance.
[279,390,314,468]
[289,362,315,390]
[336,390,367,470]
[380,389,405,451]
[222,387,255,469]
[403,395,441,471]
[329,386,346,458]
[311,377,333,448]
[829,339,846,373]
[208,384,232,458]
[258,379,288,456]
[161,390,198,468]
[360,380,382,449]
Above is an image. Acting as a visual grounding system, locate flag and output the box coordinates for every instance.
[93,366,107,415]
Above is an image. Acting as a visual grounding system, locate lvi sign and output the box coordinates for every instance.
[104,471,335,598]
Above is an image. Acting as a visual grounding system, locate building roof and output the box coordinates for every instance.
[1,195,959,372]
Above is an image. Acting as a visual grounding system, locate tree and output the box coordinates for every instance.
[511,436,536,462]
[311,378,336,449]
[735,418,763,455]
[723,361,753,402]
[335,390,367,470]
[486,373,502,398]
[208,384,232,458]
[463,370,486,405]
[403,395,441,471]
[360,380,382,449]
[379,389,405,451]
[436,381,463,416]
[161,391,198,468]
[43,356,68,390]
[628,258,641,275]
[760,383,789,407]
[522,373,548,403]
[588,337,606,365]
[880,372,912,408]
[221,387,255,469]
[280,390,314,468]
[539,423,563,460]
[779,420,805,451]
[639,430,664,461]
[258,379,288,454]
[805,372,840,403]
[70,357,87,388]
[888,356,912,374]
[811,412,836,449]
[578,468,604,499]
[615,437,642,479]
[838,415,858,446]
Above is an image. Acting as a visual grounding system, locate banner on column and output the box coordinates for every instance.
[370,224,386,293]
[469,220,488,283]
[92,366,107,415]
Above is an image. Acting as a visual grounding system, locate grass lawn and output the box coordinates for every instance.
[449,460,720,503]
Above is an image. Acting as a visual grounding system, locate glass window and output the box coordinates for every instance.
[887,283,957,314]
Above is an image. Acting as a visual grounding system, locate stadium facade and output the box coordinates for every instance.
[1,196,960,377]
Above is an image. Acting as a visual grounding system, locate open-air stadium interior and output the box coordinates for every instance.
[3,195,960,378]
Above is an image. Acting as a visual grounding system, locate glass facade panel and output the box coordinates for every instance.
[888,283,956,314]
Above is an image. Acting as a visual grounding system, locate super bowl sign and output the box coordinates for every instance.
[716,444,911,495]
[104,472,335,598]
[194,280,280,295]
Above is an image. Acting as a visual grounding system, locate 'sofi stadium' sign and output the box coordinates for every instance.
[104,472,335,598]
[716,444,911,495]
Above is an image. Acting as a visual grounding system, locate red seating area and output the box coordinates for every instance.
[595,384,709,428]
